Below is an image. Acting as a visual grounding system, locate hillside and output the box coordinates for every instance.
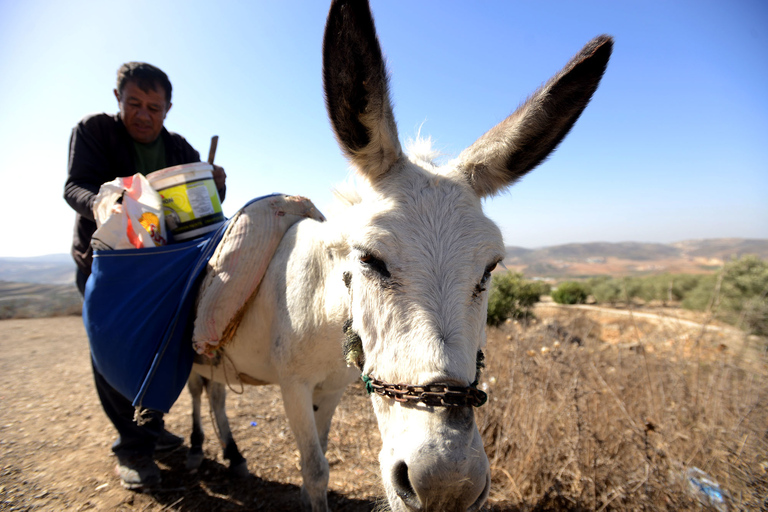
[671,238,768,259]
[0,254,75,285]
[507,241,680,262]
[0,238,765,291]
[0,281,81,319]
[503,238,768,279]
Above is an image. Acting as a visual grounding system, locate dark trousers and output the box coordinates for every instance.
[78,268,164,456]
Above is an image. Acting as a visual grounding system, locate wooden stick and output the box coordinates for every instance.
[207,135,219,164]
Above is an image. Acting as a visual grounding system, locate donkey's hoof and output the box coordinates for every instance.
[229,459,249,479]
[301,485,329,512]
[186,450,205,472]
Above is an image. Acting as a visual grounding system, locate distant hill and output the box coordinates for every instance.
[503,238,768,279]
[505,242,681,263]
[0,239,765,287]
[0,255,75,285]
[505,238,768,262]
[671,238,768,260]
[0,281,81,319]
[502,246,534,259]
[0,255,80,318]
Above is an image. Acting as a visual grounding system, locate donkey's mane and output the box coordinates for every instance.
[405,135,443,168]
[331,135,445,209]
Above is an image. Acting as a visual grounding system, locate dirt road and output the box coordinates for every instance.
[536,302,742,334]
[0,317,382,511]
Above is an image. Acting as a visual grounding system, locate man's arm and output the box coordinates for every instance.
[64,120,112,222]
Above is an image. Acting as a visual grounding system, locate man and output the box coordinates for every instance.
[64,62,226,490]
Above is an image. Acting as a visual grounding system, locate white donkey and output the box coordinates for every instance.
[187,1,612,511]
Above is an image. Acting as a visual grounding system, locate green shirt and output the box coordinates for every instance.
[132,136,166,176]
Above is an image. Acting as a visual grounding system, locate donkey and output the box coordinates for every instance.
[187,1,612,511]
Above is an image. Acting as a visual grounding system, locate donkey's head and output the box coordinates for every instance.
[323,2,611,511]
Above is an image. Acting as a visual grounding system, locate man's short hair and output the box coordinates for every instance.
[116,62,173,104]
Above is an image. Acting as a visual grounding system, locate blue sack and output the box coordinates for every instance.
[83,223,228,413]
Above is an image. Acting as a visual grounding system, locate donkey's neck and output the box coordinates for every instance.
[283,217,352,339]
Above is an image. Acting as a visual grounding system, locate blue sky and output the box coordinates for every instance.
[1,0,766,258]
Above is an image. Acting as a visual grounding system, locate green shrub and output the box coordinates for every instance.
[681,274,718,311]
[591,278,622,305]
[588,273,709,307]
[641,273,707,305]
[669,273,706,301]
[683,255,768,336]
[551,281,588,305]
[638,274,671,304]
[579,257,767,336]
[621,276,642,303]
[487,272,549,326]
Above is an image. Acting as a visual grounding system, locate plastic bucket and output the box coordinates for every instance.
[147,162,225,242]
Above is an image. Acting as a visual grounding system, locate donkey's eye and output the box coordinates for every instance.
[360,253,391,278]
[481,261,497,286]
[473,261,498,299]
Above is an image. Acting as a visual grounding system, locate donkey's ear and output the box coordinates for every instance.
[455,35,613,197]
[323,0,402,182]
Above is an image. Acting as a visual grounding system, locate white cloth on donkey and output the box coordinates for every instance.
[193,194,325,357]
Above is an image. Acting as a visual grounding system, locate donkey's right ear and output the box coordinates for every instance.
[323,0,402,183]
[454,35,613,198]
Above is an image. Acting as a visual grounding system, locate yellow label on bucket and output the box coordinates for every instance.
[147,162,225,241]
[161,180,219,218]
[158,179,224,236]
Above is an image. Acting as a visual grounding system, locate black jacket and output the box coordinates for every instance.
[64,113,225,275]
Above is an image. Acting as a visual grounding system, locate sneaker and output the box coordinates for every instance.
[155,430,184,452]
[115,453,161,490]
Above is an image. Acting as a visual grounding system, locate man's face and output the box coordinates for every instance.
[114,81,171,144]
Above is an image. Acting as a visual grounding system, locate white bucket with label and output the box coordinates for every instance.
[147,162,225,242]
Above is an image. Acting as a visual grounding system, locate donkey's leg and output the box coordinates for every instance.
[205,380,249,478]
[281,381,330,512]
[312,388,345,455]
[186,373,206,471]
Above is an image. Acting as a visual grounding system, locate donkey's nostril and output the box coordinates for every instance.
[392,461,421,509]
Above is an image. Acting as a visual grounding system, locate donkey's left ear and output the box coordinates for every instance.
[323,0,402,183]
[454,35,613,198]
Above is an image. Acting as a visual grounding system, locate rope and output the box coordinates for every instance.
[221,349,245,395]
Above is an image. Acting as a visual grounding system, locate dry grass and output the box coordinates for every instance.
[478,310,768,511]
[2,313,765,511]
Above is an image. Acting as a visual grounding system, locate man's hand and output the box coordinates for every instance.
[212,165,227,191]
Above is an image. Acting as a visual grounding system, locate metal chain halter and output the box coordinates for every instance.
[341,271,488,409]
[361,375,488,408]
[343,314,488,408]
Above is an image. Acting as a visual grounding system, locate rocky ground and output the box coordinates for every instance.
[0,316,383,511]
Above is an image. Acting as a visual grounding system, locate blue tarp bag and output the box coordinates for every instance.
[83,222,228,413]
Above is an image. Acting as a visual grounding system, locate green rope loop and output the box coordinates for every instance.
[361,374,375,394]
